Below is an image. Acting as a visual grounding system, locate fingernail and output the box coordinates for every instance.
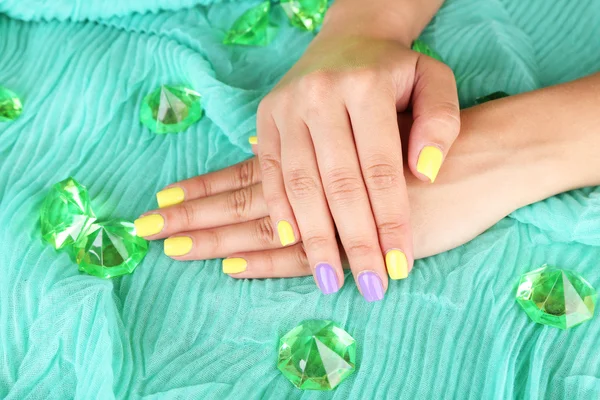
[357,271,384,302]
[164,236,193,257]
[222,257,247,274]
[315,263,340,295]
[277,220,295,246]
[157,187,185,208]
[248,136,258,145]
[386,249,408,280]
[134,214,164,237]
[417,146,444,183]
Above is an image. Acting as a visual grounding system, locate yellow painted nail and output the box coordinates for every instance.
[134,214,164,237]
[386,249,408,280]
[156,187,185,208]
[277,220,295,246]
[164,236,193,257]
[222,258,248,274]
[417,146,444,183]
[248,136,258,145]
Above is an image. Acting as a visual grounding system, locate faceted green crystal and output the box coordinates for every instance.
[281,0,328,32]
[73,220,148,279]
[516,265,597,329]
[411,39,444,62]
[475,91,510,104]
[140,85,203,134]
[0,86,23,122]
[40,177,96,250]
[224,2,276,46]
[278,320,356,390]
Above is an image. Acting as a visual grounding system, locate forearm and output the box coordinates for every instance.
[320,0,445,45]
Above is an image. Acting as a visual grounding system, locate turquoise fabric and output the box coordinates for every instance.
[1,0,600,398]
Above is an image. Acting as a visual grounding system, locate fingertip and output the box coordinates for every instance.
[416,145,444,183]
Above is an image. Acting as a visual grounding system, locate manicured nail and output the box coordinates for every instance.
[222,258,247,274]
[277,220,295,246]
[357,271,384,302]
[417,146,444,183]
[385,249,408,280]
[248,136,258,145]
[164,236,193,256]
[315,263,340,295]
[134,214,164,237]
[157,187,185,208]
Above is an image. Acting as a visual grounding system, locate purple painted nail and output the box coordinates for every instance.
[358,271,384,302]
[315,263,339,295]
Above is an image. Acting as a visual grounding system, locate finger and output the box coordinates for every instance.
[409,56,460,183]
[278,115,344,295]
[345,83,414,280]
[304,85,387,302]
[223,243,312,279]
[134,184,268,239]
[163,217,280,260]
[155,157,261,208]
[257,98,300,248]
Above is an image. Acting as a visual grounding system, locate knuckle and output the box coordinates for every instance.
[234,160,255,188]
[294,245,309,269]
[180,203,199,227]
[254,217,276,246]
[364,161,402,191]
[285,169,321,200]
[347,69,380,92]
[326,168,364,203]
[300,71,334,99]
[196,177,211,198]
[226,187,253,220]
[207,229,222,251]
[425,101,461,134]
[303,234,331,251]
[259,154,281,176]
[344,239,378,259]
[377,220,409,237]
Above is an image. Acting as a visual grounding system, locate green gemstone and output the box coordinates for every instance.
[224,2,278,46]
[140,85,203,134]
[0,86,23,122]
[281,0,328,32]
[40,177,96,250]
[277,320,356,390]
[516,265,597,329]
[475,91,510,104]
[73,220,148,279]
[411,39,444,62]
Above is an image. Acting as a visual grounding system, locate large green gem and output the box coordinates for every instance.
[40,177,96,250]
[411,39,444,63]
[475,91,510,104]
[277,320,356,390]
[140,85,203,134]
[223,2,275,46]
[516,265,597,329]
[281,0,328,32]
[0,86,23,122]
[73,220,148,279]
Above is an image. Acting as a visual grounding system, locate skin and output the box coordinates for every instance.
[255,0,456,295]
[138,73,600,293]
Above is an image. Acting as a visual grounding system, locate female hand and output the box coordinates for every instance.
[254,28,460,301]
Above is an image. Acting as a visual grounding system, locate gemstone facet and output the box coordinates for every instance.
[411,39,444,62]
[516,265,597,329]
[73,220,148,279]
[475,91,510,104]
[140,85,203,134]
[278,319,356,390]
[281,0,328,32]
[224,2,275,46]
[40,177,96,250]
[0,86,23,122]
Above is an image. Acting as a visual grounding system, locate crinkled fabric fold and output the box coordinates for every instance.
[1,0,600,399]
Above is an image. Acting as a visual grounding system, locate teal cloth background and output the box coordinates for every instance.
[1,0,600,398]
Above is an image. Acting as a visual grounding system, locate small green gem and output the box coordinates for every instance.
[224,2,275,46]
[516,265,597,329]
[277,319,356,390]
[73,220,148,279]
[281,0,328,32]
[140,85,203,134]
[40,177,96,250]
[411,39,444,62]
[475,91,510,104]
[0,86,23,122]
